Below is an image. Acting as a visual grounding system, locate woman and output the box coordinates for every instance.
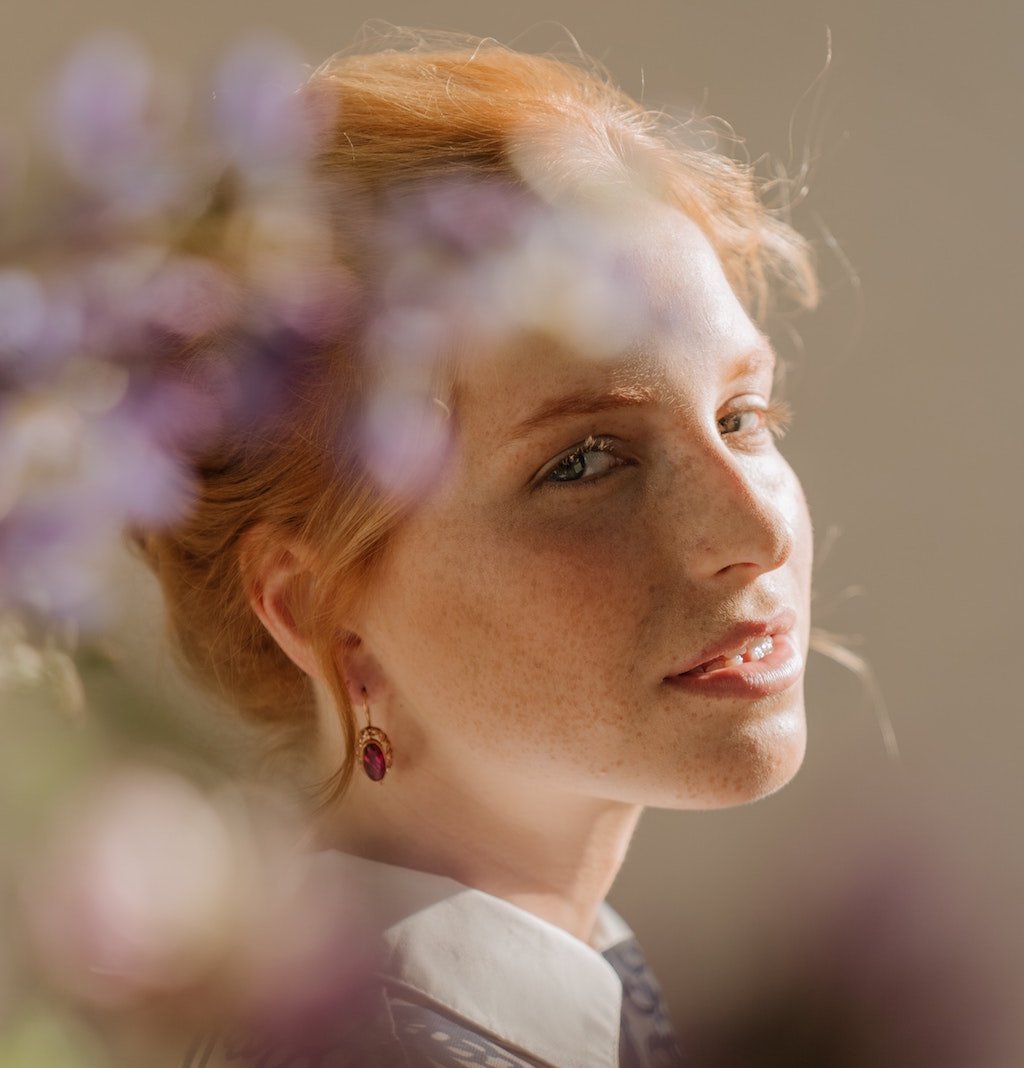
[145,28,817,1068]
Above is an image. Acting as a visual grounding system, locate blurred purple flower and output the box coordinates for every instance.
[467,206,652,359]
[385,177,531,261]
[126,254,240,341]
[684,843,1011,1068]
[252,261,356,341]
[356,302,456,499]
[363,304,450,372]
[42,33,182,216]
[48,33,153,167]
[211,36,319,180]
[0,501,116,624]
[56,250,233,373]
[0,270,88,389]
[28,277,87,378]
[0,380,200,624]
[376,181,654,366]
[198,327,315,437]
[87,399,196,525]
[357,388,454,501]
[0,269,45,346]
[72,249,183,364]
[120,373,223,458]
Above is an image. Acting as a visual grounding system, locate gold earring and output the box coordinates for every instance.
[356,690,392,782]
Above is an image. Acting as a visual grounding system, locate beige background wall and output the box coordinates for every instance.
[5,0,1021,1059]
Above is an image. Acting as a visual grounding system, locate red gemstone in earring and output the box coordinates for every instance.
[362,741,387,782]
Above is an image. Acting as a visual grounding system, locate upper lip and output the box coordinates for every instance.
[665,609,797,678]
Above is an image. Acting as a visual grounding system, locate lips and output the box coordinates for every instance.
[668,610,797,679]
[663,609,803,699]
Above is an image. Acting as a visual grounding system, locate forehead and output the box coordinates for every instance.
[452,208,764,431]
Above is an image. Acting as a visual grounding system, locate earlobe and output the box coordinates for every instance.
[240,526,394,726]
[335,640,395,780]
[240,528,323,680]
[333,632,391,711]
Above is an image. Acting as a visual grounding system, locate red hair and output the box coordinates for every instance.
[133,29,817,800]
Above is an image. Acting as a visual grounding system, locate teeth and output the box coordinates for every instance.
[692,635,774,673]
[745,635,774,662]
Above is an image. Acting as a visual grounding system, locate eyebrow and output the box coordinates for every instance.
[726,338,778,382]
[503,341,778,445]
[503,383,659,445]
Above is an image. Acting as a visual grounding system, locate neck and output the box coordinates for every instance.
[311,755,642,943]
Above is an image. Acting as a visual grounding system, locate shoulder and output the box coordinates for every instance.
[179,984,540,1068]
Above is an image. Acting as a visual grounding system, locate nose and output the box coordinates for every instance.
[686,448,796,583]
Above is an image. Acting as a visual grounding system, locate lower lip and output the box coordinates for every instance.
[663,632,804,699]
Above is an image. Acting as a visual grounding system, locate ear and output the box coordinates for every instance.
[240,526,324,681]
[334,631,391,711]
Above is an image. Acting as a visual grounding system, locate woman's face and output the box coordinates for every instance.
[353,207,812,811]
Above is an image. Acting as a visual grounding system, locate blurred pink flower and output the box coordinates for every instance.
[22,767,242,1008]
[19,767,377,1042]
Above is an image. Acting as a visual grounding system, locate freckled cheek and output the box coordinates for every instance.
[495,511,655,631]
[384,515,652,703]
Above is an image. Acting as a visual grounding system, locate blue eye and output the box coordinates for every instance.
[544,436,624,484]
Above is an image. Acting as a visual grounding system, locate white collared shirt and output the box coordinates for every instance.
[306,850,634,1068]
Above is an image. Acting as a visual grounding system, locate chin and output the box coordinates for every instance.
[712,707,807,807]
[651,705,808,810]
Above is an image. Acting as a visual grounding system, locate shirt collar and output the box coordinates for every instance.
[307,850,631,1068]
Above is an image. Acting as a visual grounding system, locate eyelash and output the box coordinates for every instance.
[542,435,625,486]
[718,398,793,441]
[539,398,793,487]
